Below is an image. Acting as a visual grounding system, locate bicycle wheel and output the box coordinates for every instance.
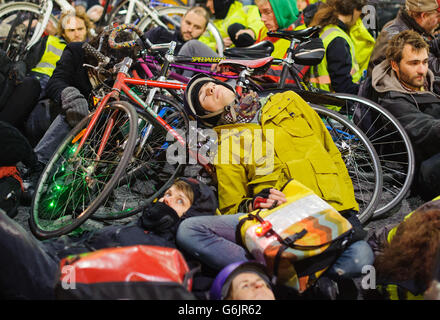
[0,2,58,61]
[91,94,189,221]
[138,6,225,56]
[266,87,416,218]
[29,101,138,240]
[326,93,415,218]
[311,104,383,224]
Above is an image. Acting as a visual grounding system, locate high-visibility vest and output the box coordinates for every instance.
[31,36,66,77]
[376,284,424,300]
[308,24,361,92]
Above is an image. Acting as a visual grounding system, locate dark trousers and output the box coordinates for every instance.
[417,152,440,200]
[0,77,41,133]
[0,210,91,299]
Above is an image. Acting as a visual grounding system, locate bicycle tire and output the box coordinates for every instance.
[29,101,138,240]
[138,6,225,56]
[0,2,58,60]
[310,104,383,223]
[261,86,415,218]
[326,92,415,218]
[91,94,189,221]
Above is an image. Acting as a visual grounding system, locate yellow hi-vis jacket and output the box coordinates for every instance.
[308,24,361,92]
[31,35,66,77]
[199,1,264,52]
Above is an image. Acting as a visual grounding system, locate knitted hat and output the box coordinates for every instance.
[406,0,440,12]
[184,74,236,127]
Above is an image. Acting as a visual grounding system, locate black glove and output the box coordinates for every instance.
[251,188,273,210]
[138,201,180,232]
[61,86,89,128]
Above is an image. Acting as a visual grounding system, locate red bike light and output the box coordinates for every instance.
[255,220,272,237]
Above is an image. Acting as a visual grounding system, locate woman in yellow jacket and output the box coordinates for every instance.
[199,0,265,51]
[307,0,365,94]
[183,74,358,216]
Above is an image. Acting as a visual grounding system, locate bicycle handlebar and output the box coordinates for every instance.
[109,24,145,49]
[82,42,110,66]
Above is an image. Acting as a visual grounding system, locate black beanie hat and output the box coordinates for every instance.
[184,74,236,128]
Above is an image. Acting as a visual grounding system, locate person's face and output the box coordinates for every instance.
[159,185,192,217]
[228,272,275,300]
[391,44,429,91]
[198,81,236,113]
[419,10,440,34]
[180,11,207,41]
[297,0,308,11]
[62,16,87,43]
[257,1,279,32]
[206,0,215,14]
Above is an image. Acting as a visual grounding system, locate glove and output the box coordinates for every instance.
[251,188,272,210]
[61,86,89,128]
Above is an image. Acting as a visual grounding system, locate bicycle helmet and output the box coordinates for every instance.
[184,73,236,128]
[209,261,272,300]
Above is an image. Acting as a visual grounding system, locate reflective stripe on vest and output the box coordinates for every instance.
[31,36,66,77]
[308,25,361,92]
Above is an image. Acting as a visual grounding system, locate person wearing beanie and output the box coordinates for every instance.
[198,0,265,51]
[368,0,440,77]
[209,261,275,300]
[177,74,373,299]
[0,178,217,299]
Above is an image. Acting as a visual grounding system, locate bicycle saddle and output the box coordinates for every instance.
[218,56,274,75]
[267,25,321,41]
[224,40,274,59]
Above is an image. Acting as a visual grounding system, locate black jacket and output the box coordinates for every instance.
[142,26,186,53]
[323,20,360,95]
[372,59,440,163]
[45,42,92,108]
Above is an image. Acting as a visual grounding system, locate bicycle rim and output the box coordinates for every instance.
[311,104,383,223]
[91,94,188,220]
[327,93,415,218]
[0,2,58,60]
[29,101,138,239]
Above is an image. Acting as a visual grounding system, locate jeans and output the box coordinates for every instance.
[34,114,71,164]
[176,213,374,279]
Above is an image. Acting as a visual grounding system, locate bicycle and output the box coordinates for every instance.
[130,35,383,223]
[97,1,225,55]
[227,26,415,219]
[29,24,203,239]
[0,0,224,62]
[211,55,382,223]
[0,0,73,61]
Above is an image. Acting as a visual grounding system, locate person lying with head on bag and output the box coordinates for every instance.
[0,177,217,299]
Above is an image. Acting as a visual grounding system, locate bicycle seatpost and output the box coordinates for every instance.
[279,39,299,89]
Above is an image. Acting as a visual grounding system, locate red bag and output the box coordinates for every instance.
[55,245,197,300]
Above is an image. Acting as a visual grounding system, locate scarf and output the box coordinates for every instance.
[218,91,261,124]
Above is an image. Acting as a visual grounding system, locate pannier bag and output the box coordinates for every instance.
[55,245,198,300]
[236,179,354,293]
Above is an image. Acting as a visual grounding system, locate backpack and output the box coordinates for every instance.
[236,179,354,294]
[54,245,199,300]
